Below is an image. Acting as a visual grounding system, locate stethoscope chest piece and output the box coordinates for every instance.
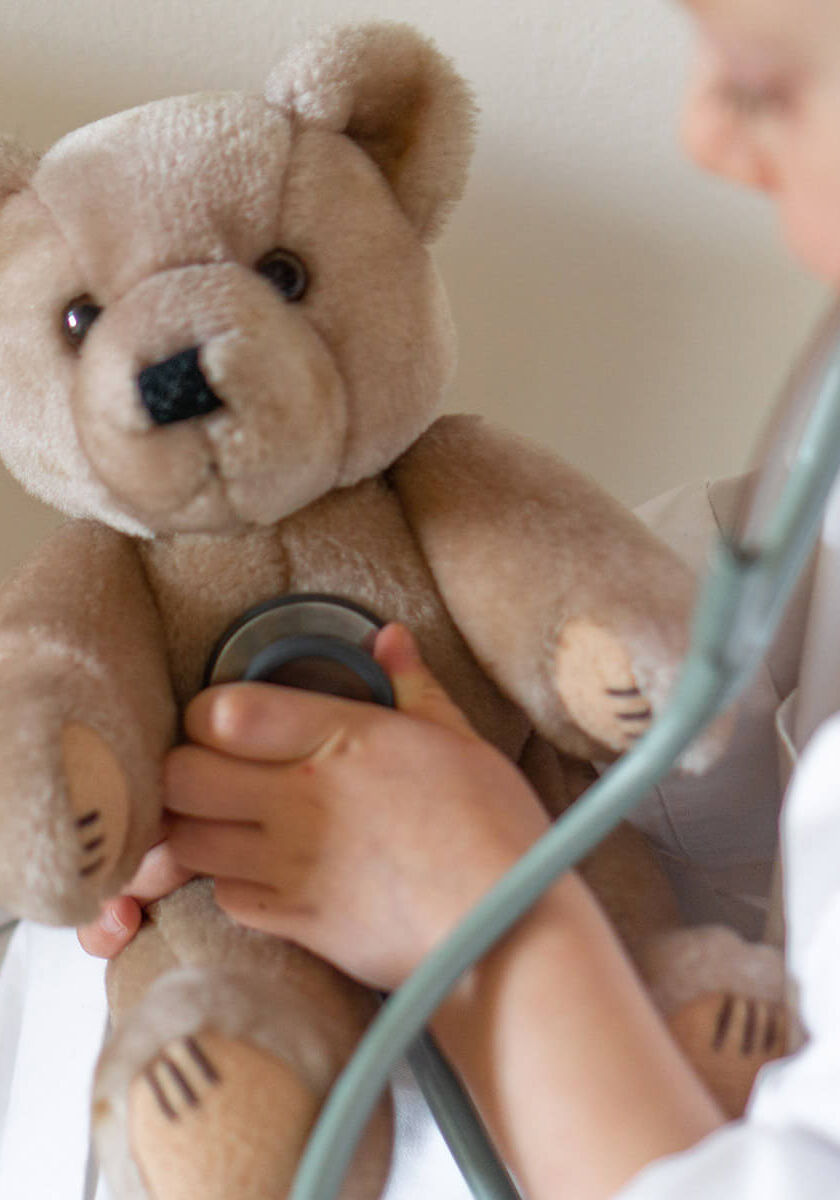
[204,593,395,707]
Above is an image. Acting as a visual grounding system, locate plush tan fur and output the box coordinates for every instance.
[0,22,787,1197]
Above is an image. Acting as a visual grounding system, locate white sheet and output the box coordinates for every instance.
[0,924,109,1199]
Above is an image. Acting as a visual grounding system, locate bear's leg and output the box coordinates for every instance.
[94,966,393,1200]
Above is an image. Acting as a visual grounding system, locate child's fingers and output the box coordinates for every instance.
[164,745,273,822]
[373,623,477,737]
[77,894,142,959]
[184,682,363,761]
[77,839,195,960]
[118,837,195,905]
[166,815,272,881]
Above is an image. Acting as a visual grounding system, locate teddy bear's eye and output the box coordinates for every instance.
[62,295,103,349]
[256,249,309,302]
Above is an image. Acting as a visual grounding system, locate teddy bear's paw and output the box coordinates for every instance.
[554,618,654,754]
[127,1029,320,1199]
[667,990,790,1118]
[62,722,130,889]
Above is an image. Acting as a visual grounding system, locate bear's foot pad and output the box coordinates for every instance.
[555,619,653,752]
[668,989,789,1118]
[129,1029,320,1200]
[62,722,129,883]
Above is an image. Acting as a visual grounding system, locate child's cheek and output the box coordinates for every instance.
[774,150,840,283]
[772,95,840,282]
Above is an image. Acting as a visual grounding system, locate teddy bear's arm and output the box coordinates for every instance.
[0,519,176,925]
[391,415,720,767]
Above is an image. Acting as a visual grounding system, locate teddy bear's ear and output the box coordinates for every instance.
[0,136,38,205]
[265,23,477,241]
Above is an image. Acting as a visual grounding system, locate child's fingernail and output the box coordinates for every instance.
[100,904,126,935]
[210,690,241,739]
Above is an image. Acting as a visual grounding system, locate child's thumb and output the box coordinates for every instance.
[374,624,477,738]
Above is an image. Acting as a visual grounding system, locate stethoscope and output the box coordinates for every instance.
[206,299,840,1200]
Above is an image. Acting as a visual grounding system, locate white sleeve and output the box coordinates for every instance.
[616,713,840,1198]
[617,1123,840,1199]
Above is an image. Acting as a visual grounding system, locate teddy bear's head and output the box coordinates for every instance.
[0,24,475,536]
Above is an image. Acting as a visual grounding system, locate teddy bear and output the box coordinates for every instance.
[0,21,790,1199]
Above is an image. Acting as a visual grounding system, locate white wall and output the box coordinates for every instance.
[0,0,826,576]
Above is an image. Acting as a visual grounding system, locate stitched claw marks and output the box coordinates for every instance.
[75,809,108,879]
[143,1037,222,1121]
[711,993,789,1059]
[606,687,653,743]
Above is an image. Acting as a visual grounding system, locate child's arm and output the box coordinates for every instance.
[431,872,723,1200]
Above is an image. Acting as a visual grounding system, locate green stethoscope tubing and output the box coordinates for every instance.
[290,324,840,1200]
[404,1032,522,1198]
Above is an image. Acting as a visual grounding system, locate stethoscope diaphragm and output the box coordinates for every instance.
[204,593,395,707]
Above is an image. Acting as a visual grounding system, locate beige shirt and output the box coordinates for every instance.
[634,474,811,943]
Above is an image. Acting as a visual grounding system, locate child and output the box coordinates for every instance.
[50,0,840,1194]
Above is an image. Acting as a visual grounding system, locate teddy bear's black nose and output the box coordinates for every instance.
[138,347,225,427]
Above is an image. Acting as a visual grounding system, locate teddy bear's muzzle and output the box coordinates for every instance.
[138,346,226,427]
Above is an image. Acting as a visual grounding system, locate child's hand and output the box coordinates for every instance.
[162,623,550,991]
[80,625,550,989]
